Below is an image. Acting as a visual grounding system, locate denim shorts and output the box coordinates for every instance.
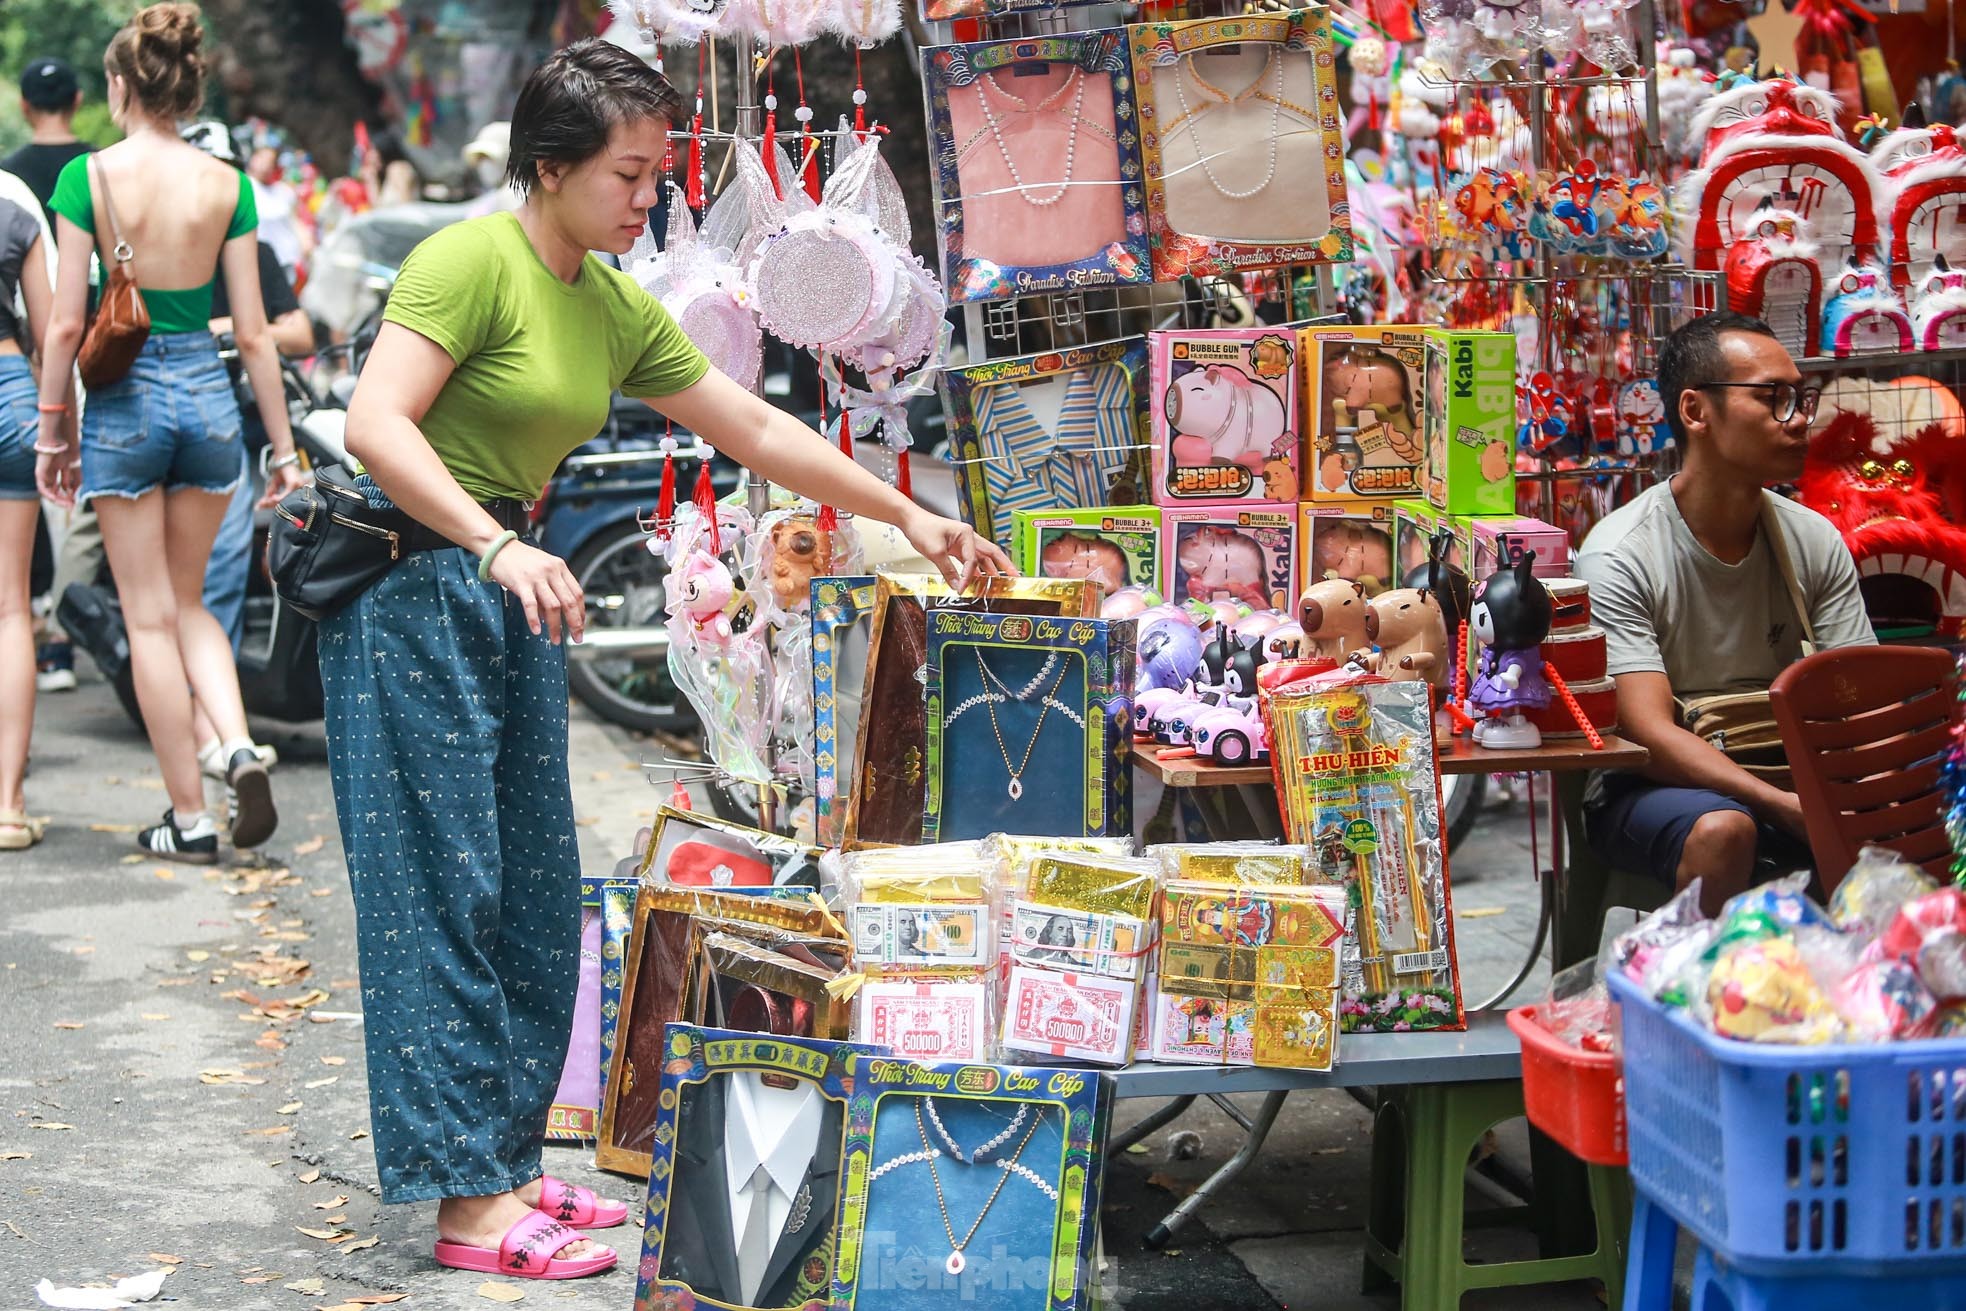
[0,353,37,501]
[80,330,245,507]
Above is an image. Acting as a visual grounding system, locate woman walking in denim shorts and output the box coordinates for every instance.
[333,39,1009,1281]
[33,3,305,863]
[0,176,67,850]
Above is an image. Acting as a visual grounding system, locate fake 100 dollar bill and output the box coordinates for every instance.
[1008,900,1149,981]
[1000,964,1137,1066]
[854,980,990,1062]
[849,903,989,968]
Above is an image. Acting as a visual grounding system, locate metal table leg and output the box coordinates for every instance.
[1144,1089,1289,1249]
[1106,1095,1199,1158]
[1471,770,1560,1013]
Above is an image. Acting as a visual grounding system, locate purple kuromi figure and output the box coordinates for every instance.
[1469,549,1553,749]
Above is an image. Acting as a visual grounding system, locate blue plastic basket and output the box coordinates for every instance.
[1610,971,1966,1277]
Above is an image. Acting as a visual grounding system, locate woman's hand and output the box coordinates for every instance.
[35,445,80,508]
[901,507,1015,592]
[486,538,586,645]
[259,461,308,509]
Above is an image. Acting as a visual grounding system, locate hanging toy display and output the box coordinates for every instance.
[1867,112,1966,293]
[659,501,774,783]
[1819,261,1913,358]
[1345,35,1399,153]
[626,181,764,392]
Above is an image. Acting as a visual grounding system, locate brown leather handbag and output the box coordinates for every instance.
[76,157,149,389]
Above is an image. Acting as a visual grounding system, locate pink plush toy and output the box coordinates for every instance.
[671,549,736,648]
[1167,364,1289,475]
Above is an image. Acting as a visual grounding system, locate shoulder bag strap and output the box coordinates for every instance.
[90,155,134,266]
[1760,491,1819,658]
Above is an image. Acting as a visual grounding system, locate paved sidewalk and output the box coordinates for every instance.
[0,674,1614,1309]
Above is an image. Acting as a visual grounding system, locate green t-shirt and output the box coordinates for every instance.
[383,212,711,502]
[49,156,256,334]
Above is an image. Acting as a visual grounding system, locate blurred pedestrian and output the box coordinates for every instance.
[33,3,305,863]
[0,166,69,849]
[246,144,309,284]
[2,58,89,223]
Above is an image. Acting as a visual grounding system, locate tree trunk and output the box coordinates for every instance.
[200,0,384,175]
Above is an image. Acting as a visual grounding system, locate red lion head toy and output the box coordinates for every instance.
[1796,380,1966,636]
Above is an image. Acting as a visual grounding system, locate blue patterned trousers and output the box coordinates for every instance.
[319,545,579,1204]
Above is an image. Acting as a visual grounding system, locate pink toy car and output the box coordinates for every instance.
[1190,699,1269,765]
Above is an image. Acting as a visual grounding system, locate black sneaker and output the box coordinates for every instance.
[138,809,218,865]
[35,641,76,692]
[226,748,278,849]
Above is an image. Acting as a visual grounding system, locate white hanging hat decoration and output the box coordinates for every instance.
[627,182,765,392]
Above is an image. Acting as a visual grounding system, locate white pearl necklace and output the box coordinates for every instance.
[1172,49,1284,201]
[977,68,1088,208]
[925,1097,1029,1163]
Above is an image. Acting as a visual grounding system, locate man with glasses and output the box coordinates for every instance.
[1575,311,1875,916]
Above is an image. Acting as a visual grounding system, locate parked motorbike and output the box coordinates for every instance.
[59,346,352,729]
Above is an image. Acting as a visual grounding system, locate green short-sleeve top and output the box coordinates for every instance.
[381,212,711,502]
[49,156,256,334]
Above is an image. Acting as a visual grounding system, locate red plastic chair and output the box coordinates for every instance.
[1768,645,1958,895]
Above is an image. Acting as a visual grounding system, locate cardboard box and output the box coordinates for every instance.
[1392,499,1471,590]
[921,612,1136,843]
[1302,325,1428,501]
[1164,504,1297,611]
[1423,330,1517,516]
[1299,501,1398,595]
[1011,505,1162,597]
[1149,328,1303,505]
[632,1027,881,1311]
[832,1055,1114,1311]
[1465,515,1572,582]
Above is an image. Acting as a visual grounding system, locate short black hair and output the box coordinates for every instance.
[1656,311,1780,445]
[505,39,684,198]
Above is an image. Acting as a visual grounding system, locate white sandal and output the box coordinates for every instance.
[0,812,48,850]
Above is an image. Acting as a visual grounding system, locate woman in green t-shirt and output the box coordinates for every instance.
[329,40,1010,1280]
[32,3,305,864]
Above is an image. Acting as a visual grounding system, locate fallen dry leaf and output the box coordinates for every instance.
[0,1152,29,1161]
[141,1013,170,1021]
[277,1101,304,1115]
[339,1234,379,1253]
[247,1125,293,1137]
[324,1213,348,1224]
[1144,1171,1197,1199]
[305,1076,339,1089]
[145,1253,184,1265]
[154,868,175,880]
[240,1272,283,1283]
[89,822,142,833]
[319,1304,367,1311]
[186,950,210,963]
[1458,907,1508,919]
[310,888,333,897]
[297,1168,321,1184]
[293,835,326,856]
[119,853,143,864]
[30,1122,74,1131]
[477,1281,526,1302]
[348,1296,407,1306]
[295,1224,354,1241]
[51,1021,83,1030]
[320,1056,347,1067]
[348,1130,368,1140]
[313,1195,350,1210]
[283,1277,325,1295]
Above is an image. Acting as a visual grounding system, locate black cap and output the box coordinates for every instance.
[21,58,78,112]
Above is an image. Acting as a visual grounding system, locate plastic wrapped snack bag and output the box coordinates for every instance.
[1829,846,1939,944]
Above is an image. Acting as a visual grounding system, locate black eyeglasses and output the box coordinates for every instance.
[1697,381,1821,423]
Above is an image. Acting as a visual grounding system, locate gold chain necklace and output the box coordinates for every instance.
[976,648,1072,801]
[916,1100,1046,1277]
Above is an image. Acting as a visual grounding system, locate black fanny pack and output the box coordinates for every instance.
[268,464,529,621]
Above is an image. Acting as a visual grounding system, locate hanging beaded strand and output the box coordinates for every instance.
[976,66,1086,208]
[1170,47,1285,200]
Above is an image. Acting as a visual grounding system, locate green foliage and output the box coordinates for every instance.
[0,0,138,153]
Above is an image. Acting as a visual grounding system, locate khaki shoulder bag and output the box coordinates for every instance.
[1674,494,1817,791]
[76,156,149,389]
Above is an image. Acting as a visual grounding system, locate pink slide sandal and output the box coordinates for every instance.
[536,1175,630,1229]
[433,1211,617,1280]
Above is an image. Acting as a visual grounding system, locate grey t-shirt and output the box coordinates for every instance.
[1573,481,1875,699]
[0,197,39,349]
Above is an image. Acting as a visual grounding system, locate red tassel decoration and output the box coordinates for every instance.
[655,429,678,540]
[693,455,720,557]
[896,447,913,499]
[816,369,844,532]
[795,50,821,204]
[761,71,783,201]
[1544,664,1606,750]
[853,49,869,140]
[669,778,693,811]
[685,106,704,210]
